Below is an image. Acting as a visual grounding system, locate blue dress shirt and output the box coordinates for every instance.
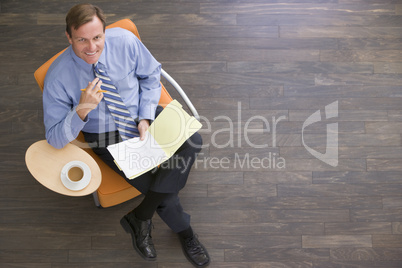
[43,27,162,149]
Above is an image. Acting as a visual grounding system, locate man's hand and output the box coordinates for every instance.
[76,78,104,120]
[138,119,150,141]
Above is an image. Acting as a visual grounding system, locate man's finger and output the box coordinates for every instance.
[140,129,146,141]
[95,79,103,91]
[85,78,99,92]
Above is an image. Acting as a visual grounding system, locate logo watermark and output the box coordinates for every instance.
[67,100,339,171]
[194,152,286,170]
[302,101,339,167]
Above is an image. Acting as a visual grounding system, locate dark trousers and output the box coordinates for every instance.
[83,106,202,232]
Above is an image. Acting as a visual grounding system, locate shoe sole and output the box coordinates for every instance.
[120,216,157,261]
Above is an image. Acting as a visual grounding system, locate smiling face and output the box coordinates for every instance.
[66,15,105,65]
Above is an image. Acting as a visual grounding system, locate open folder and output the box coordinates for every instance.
[107,100,202,179]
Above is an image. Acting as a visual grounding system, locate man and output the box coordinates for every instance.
[43,4,209,267]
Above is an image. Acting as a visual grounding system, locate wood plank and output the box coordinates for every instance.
[383,196,402,209]
[314,260,402,268]
[161,61,226,73]
[285,86,402,98]
[0,110,40,123]
[0,85,42,110]
[339,97,402,110]
[302,235,372,248]
[366,122,402,133]
[338,147,402,159]
[331,248,402,261]
[288,109,389,122]
[208,184,277,198]
[278,183,402,197]
[339,0,401,3]
[165,84,283,98]
[393,223,402,234]
[315,74,402,86]
[0,236,91,250]
[224,248,329,262]
[139,25,279,39]
[0,249,67,263]
[227,62,373,74]
[133,13,237,26]
[367,159,402,171]
[374,62,402,73]
[0,264,51,268]
[192,222,324,236]
[190,97,250,109]
[351,209,402,222]
[282,158,366,172]
[3,2,200,14]
[282,26,402,38]
[257,196,382,210]
[38,13,237,26]
[397,4,402,15]
[276,122,365,134]
[52,263,154,268]
[180,196,273,210]
[202,235,302,249]
[372,235,402,247]
[312,171,402,184]
[388,111,402,121]
[187,171,243,185]
[321,50,402,62]
[0,223,116,237]
[152,49,320,62]
[303,134,401,147]
[339,38,402,50]
[237,14,402,27]
[171,73,316,86]
[197,109,287,123]
[250,97,339,110]
[244,171,311,184]
[281,146,402,159]
[0,13,37,25]
[146,37,339,50]
[255,95,402,112]
[325,222,392,235]
[200,3,396,15]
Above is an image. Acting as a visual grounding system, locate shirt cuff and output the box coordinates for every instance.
[139,104,158,122]
[66,106,88,134]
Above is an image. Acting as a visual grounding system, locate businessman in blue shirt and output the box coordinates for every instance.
[43,4,209,267]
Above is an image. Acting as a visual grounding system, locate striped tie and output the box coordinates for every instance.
[93,63,139,140]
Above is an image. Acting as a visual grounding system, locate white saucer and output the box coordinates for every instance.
[60,161,91,191]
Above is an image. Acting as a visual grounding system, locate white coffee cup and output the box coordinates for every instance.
[61,161,91,191]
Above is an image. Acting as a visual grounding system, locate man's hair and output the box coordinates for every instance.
[65,3,106,37]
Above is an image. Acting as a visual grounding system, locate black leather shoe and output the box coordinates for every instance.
[179,234,210,267]
[120,212,157,261]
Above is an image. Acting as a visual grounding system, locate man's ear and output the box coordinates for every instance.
[65,31,73,45]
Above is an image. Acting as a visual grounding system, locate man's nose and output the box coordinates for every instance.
[88,40,96,50]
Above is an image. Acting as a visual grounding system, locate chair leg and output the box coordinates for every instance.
[92,191,102,208]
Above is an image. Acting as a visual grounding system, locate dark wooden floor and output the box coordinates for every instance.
[1,0,402,267]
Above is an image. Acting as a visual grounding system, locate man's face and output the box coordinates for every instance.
[66,16,105,65]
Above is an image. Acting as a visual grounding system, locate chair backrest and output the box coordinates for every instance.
[34,19,172,106]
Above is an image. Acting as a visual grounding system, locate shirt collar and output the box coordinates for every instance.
[98,43,107,67]
[69,46,93,73]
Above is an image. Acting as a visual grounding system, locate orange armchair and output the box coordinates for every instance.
[34,19,199,207]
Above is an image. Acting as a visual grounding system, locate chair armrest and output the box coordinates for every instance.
[161,69,200,121]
